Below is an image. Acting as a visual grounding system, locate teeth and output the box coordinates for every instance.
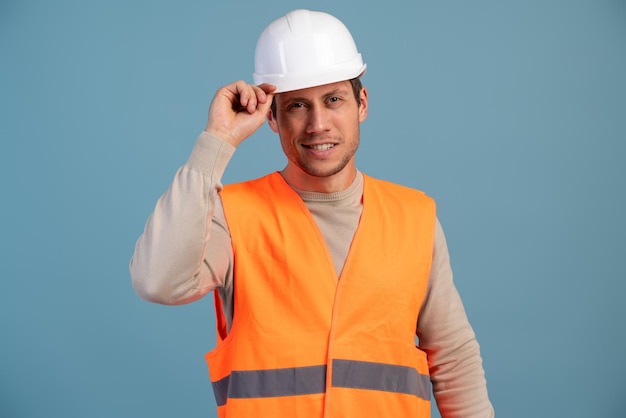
[309,144,334,151]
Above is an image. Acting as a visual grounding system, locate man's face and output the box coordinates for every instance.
[268,80,368,188]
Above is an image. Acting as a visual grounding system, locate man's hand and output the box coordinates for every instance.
[204,81,276,147]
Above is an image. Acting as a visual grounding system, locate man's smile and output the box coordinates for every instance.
[303,143,336,151]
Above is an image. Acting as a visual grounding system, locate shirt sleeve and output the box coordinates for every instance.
[417,219,495,418]
[129,132,235,305]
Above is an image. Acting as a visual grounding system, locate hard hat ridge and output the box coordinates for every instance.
[253,9,366,93]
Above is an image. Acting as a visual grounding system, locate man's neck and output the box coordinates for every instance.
[279,164,358,193]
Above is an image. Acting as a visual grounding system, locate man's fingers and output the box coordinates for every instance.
[244,84,274,113]
[252,84,276,116]
[256,83,277,101]
[233,81,276,113]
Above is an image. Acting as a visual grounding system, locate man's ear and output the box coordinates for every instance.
[267,108,279,133]
[358,87,369,123]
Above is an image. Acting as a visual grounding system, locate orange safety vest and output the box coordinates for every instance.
[205,172,436,417]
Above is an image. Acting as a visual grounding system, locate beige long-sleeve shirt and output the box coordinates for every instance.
[130,131,494,417]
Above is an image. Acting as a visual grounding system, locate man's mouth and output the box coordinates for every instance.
[303,143,335,151]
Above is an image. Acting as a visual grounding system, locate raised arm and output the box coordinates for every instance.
[130,81,275,304]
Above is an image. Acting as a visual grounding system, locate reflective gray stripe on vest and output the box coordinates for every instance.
[212,374,230,406]
[212,359,430,406]
[212,365,327,406]
[332,359,431,400]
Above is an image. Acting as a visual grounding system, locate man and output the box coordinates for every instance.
[131,9,494,417]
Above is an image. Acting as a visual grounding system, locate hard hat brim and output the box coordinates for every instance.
[254,63,366,93]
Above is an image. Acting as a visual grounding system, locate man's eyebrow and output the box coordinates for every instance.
[281,88,350,105]
[322,88,350,99]
[282,95,308,103]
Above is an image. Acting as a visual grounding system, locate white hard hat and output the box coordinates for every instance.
[253,9,366,93]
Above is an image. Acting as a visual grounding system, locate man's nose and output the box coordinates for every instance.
[306,105,330,134]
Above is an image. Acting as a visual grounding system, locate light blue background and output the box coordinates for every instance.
[2,1,625,417]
